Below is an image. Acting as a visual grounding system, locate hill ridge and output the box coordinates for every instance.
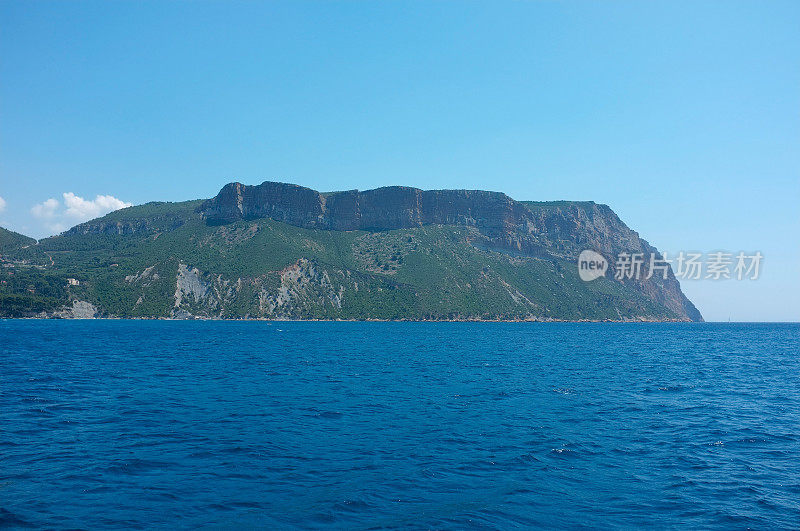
[0,181,702,321]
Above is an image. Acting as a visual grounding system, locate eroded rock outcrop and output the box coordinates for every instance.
[200,182,531,235]
[259,258,345,317]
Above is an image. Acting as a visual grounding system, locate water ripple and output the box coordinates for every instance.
[1,321,799,528]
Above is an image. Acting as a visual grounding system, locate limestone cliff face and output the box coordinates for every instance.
[521,202,702,321]
[199,181,702,321]
[201,182,536,239]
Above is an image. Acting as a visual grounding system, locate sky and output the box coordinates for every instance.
[1,0,798,321]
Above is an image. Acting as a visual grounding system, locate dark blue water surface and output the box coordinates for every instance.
[1,321,799,529]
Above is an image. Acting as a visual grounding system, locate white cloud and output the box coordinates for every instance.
[63,192,132,219]
[31,198,65,234]
[30,193,132,236]
[0,196,6,213]
[31,198,60,219]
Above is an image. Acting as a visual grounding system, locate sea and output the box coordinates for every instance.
[1,320,798,529]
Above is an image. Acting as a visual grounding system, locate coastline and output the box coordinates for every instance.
[6,315,696,323]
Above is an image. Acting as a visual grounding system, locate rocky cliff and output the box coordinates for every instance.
[200,182,533,235]
[0,181,702,321]
[199,181,701,321]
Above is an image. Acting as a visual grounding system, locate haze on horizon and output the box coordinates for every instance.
[1,1,798,322]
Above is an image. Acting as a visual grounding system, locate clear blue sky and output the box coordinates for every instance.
[1,1,798,321]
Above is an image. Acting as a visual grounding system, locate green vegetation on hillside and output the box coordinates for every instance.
[0,227,36,252]
[0,199,681,320]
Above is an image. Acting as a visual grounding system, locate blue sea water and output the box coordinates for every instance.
[1,321,798,529]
